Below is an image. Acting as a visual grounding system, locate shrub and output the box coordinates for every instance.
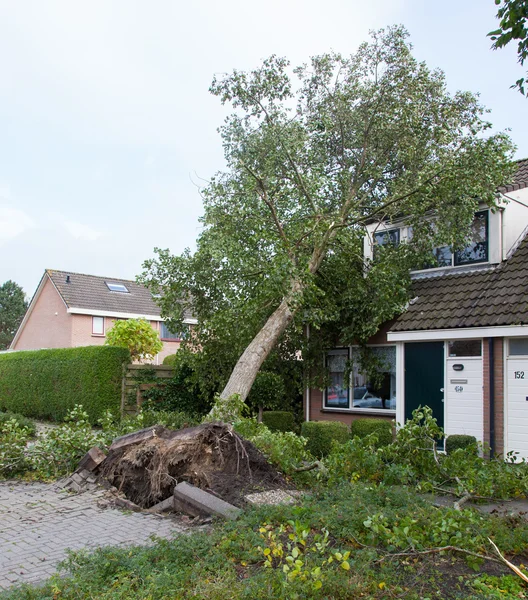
[446,434,478,454]
[105,318,162,362]
[246,371,287,418]
[301,420,349,458]
[0,410,36,437]
[162,353,178,366]
[234,417,312,476]
[0,346,130,423]
[0,418,32,477]
[139,409,199,430]
[350,418,393,447]
[262,411,296,433]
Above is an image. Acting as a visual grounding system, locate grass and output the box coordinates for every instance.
[1,483,527,599]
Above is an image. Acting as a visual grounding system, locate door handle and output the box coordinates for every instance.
[440,388,444,393]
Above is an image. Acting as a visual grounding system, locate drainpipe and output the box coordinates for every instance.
[305,324,310,422]
[488,338,495,458]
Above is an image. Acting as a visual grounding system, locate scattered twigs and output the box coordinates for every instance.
[429,436,473,510]
[488,538,528,583]
[376,545,502,565]
[293,461,327,475]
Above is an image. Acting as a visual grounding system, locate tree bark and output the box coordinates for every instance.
[219,282,302,402]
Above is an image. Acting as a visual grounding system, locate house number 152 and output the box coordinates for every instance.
[514,371,525,379]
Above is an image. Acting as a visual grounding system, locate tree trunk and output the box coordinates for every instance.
[219,285,301,403]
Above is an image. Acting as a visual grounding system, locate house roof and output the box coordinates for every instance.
[390,233,528,332]
[498,158,528,193]
[46,269,194,321]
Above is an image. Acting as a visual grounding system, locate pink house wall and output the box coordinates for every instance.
[12,275,181,364]
[12,277,72,350]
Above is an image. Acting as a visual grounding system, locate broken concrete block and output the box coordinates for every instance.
[148,496,175,514]
[109,426,164,452]
[76,447,107,472]
[244,489,298,506]
[173,481,242,520]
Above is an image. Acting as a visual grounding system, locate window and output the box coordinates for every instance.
[420,211,489,271]
[160,322,188,341]
[509,338,528,356]
[374,228,400,248]
[105,282,129,293]
[92,316,104,336]
[454,210,488,266]
[351,346,397,411]
[324,349,349,409]
[448,340,482,357]
[324,346,397,411]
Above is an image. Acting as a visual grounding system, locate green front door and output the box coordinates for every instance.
[404,342,444,430]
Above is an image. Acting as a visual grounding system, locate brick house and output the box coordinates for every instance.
[306,159,528,459]
[10,270,196,364]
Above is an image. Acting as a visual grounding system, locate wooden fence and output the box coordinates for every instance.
[121,364,174,415]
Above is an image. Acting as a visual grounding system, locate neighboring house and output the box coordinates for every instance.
[306,158,528,459]
[10,270,196,364]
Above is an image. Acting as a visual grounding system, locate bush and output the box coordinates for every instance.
[262,411,296,433]
[0,346,130,423]
[162,353,178,366]
[246,372,287,417]
[446,434,478,454]
[350,418,393,447]
[0,410,36,437]
[301,420,349,458]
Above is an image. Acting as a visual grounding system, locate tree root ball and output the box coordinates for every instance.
[99,422,286,508]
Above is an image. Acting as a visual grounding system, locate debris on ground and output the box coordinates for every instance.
[63,422,292,520]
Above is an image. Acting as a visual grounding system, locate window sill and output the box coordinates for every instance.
[161,338,181,342]
[91,333,105,337]
[321,408,396,416]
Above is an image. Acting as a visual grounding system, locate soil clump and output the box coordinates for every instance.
[99,422,286,508]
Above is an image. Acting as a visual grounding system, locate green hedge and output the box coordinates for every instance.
[300,420,349,458]
[445,434,478,454]
[350,418,393,447]
[262,411,296,433]
[0,346,130,423]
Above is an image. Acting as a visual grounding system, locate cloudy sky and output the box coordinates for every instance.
[1,0,526,297]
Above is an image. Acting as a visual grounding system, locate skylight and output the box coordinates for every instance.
[106,282,129,293]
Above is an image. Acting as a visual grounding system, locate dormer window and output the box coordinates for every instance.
[419,210,489,271]
[105,282,129,293]
[374,228,400,248]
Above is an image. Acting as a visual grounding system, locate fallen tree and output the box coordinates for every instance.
[140,26,514,409]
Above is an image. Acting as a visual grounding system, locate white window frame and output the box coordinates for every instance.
[92,316,105,336]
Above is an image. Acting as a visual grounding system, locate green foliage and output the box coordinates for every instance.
[29,406,108,479]
[247,371,287,416]
[162,353,178,366]
[0,346,130,423]
[262,411,296,433]
[350,419,393,448]
[0,411,36,437]
[234,417,312,477]
[446,434,478,454]
[0,280,27,350]
[489,0,528,94]
[142,350,212,415]
[301,421,349,458]
[0,418,32,477]
[137,409,199,430]
[204,393,248,424]
[3,482,527,599]
[105,318,162,362]
[323,406,528,500]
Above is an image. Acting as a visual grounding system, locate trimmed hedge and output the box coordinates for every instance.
[446,434,478,454]
[301,420,349,458]
[0,346,130,423]
[262,411,296,433]
[350,418,393,447]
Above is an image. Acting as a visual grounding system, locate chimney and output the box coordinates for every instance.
[66,275,71,283]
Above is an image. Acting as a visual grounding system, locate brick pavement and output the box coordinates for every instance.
[0,481,189,590]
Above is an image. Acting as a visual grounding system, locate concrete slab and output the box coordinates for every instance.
[173,482,241,520]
